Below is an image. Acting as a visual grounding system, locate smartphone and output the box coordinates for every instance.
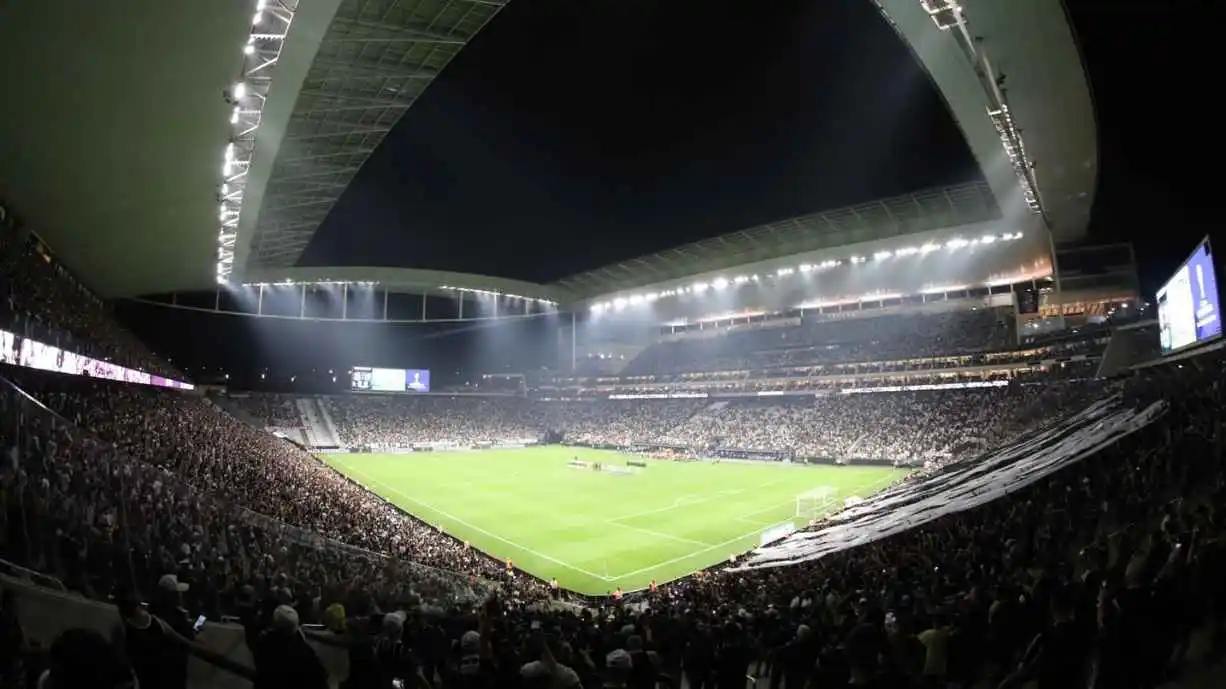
[193,615,207,633]
[530,620,542,631]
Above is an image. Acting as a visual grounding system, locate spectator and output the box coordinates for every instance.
[113,589,185,689]
[249,604,329,689]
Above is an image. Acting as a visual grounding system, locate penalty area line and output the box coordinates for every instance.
[335,461,615,583]
[605,522,716,547]
[608,524,765,582]
[609,473,899,582]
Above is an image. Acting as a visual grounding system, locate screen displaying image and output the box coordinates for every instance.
[0,328,192,389]
[350,367,430,392]
[1157,238,1221,355]
[350,367,374,391]
[404,369,430,392]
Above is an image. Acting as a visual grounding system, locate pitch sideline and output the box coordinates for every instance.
[334,460,616,583]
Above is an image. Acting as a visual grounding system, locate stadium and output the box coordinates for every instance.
[0,1,1223,689]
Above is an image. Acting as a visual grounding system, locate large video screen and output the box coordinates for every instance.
[1157,238,1221,355]
[0,328,193,390]
[350,367,431,393]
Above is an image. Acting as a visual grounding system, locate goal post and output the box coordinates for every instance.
[795,486,837,521]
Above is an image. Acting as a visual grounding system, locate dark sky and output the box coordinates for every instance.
[296,0,1222,294]
[298,0,980,284]
[1066,0,1218,295]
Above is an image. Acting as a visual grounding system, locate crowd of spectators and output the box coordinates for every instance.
[302,383,1104,465]
[1,348,1223,688]
[235,394,303,429]
[621,308,1017,376]
[0,234,1220,688]
[325,396,542,448]
[657,383,1108,463]
[0,369,547,616]
[0,227,182,380]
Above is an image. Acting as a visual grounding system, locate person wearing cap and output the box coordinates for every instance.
[113,589,180,689]
[150,574,196,644]
[141,576,194,688]
[248,604,329,689]
[374,610,429,689]
[112,589,255,689]
[603,648,633,688]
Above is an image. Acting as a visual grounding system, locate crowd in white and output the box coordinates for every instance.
[300,382,1104,464]
[672,384,1107,461]
[1,369,536,610]
[323,395,541,447]
[622,307,1016,376]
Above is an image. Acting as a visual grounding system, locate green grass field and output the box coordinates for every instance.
[323,447,907,595]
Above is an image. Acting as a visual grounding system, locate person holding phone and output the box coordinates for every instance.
[112,589,254,689]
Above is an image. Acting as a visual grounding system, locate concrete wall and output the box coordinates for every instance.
[3,574,349,689]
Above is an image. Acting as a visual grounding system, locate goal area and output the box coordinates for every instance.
[795,486,837,520]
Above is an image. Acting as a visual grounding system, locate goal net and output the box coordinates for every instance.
[795,486,837,521]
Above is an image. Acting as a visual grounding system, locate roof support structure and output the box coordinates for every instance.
[230,0,509,280]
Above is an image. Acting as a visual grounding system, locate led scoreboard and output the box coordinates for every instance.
[350,367,431,393]
[1157,238,1221,355]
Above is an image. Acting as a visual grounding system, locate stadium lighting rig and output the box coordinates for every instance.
[590,231,1024,313]
[440,285,558,307]
[912,0,1042,214]
[238,281,558,307]
[215,0,299,285]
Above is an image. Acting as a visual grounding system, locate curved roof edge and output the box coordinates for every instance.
[875,0,1096,242]
[229,0,347,284]
[551,182,1001,301]
[241,265,567,304]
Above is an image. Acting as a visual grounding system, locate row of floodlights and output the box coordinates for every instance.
[237,281,558,305]
[216,0,292,285]
[242,280,379,288]
[440,285,558,306]
[590,232,1024,313]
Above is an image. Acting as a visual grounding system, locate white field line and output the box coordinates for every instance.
[608,473,902,581]
[606,522,715,547]
[605,481,785,523]
[610,526,764,580]
[337,461,615,582]
[339,458,902,586]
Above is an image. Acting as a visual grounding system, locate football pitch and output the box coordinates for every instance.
[323,447,907,596]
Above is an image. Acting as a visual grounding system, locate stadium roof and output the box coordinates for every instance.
[0,0,1094,302]
[554,181,1001,300]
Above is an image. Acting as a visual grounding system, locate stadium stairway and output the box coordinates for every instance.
[295,396,340,447]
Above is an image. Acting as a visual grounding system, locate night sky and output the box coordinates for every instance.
[1065,0,1217,294]
[297,0,979,284]
[295,0,1219,294]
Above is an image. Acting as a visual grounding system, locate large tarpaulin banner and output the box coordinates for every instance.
[733,394,1166,570]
